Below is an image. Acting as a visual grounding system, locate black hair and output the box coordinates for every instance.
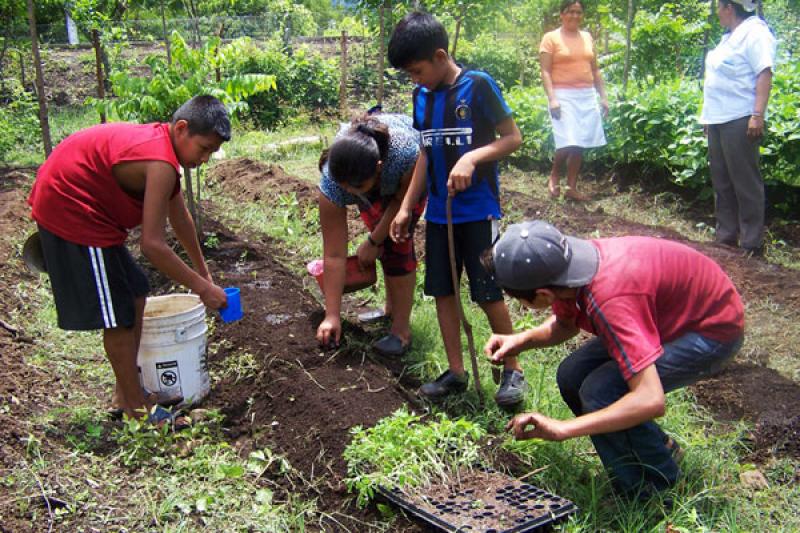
[560,0,585,13]
[388,11,449,69]
[479,247,562,301]
[171,95,231,141]
[719,0,755,19]
[318,116,390,188]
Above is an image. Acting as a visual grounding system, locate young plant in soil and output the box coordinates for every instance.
[344,407,485,507]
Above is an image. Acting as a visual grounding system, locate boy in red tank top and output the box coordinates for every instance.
[28,95,231,427]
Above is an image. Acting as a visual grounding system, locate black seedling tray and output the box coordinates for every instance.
[378,466,577,532]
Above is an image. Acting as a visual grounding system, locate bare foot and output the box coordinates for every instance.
[565,189,590,202]
[548,178,561,199]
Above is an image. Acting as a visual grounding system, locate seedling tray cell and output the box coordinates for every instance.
[378,466,577,532]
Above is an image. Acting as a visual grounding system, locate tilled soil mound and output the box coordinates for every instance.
[694,363,800,460]
[208,157,317,203]
[190,222,421,529]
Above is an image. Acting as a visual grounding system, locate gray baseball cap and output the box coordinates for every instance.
[491,220,599,290]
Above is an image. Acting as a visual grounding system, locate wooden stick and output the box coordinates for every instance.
[446,196,484,405]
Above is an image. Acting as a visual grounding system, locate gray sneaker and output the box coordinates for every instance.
[495,369,528,408]
[419,370,468,400]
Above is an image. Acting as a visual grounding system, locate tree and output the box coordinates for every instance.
[622,0,635,94]
[26,0,52,156]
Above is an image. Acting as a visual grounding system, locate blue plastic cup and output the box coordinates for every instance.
[219,287,243,323]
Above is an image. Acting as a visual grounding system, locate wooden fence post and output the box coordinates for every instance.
[340,31,348,119]
[377,1,388,106]
[26,0,52,157]
[183,167,199,237]
[622,0,634,95]
[159,0,172,65]
[92,29,107,123]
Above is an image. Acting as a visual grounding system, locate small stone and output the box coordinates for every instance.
[739,469,769,490]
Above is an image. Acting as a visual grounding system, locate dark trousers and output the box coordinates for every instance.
[556,333,742,495]
[708,116,765,250]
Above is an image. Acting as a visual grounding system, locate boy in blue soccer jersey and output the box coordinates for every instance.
[388,12,527,407]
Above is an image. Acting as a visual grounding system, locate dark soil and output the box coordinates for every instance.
[192,218,422,529]
[0,168,53,533]
[694,363,800,461]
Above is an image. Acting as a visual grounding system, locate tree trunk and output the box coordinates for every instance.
[622,0,635,95]
[339,31,348,118]
[756,0,764,19]
[92,30,107,123]
[160,0,172,65]
[19,50,26,88]
[377,0,388,106]
[27,0,52,157]
[183,167,198,234]
[194,166,203,238]
[451,5,466,60]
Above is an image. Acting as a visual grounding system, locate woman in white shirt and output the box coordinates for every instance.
[701,0,776,256]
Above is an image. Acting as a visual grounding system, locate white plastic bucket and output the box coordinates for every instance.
[137,294,209,406]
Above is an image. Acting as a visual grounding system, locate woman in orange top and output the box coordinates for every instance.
[539,0,608,201]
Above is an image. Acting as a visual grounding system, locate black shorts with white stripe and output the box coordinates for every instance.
[38,225,150,331]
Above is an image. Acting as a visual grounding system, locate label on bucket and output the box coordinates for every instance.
[156,360,183,397]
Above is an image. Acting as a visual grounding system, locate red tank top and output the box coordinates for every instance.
[28,122,181,247]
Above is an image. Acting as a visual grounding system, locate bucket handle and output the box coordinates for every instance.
[175,327,188,343]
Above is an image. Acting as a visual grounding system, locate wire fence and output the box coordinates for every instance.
[7,15,327,46]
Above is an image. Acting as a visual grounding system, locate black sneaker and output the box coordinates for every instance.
[419,370,468,400]
[495,369,528,408]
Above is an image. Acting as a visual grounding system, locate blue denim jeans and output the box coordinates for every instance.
[556,332,743,496]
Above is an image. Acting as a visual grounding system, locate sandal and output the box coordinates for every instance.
[372,333,411,357]
[358,308,391,325]
[108,389,185,420]
[147,405,191,432]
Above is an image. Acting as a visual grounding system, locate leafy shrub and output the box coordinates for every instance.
[221,38,339,128]
[0,83,39,163]
[344,408,485,507]
[507,63,800,189]
[95,32,276,123]
[458,34,539,91]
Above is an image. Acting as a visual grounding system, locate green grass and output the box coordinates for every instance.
[6,105,100,166]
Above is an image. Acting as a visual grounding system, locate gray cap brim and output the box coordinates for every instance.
[550,236,599,287]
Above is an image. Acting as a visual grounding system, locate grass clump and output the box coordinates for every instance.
[344,407,485,507]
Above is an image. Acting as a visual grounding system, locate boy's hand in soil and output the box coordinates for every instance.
[507,412,568,442]
[357,236,381,270]
[484,332,525,364]
[317,315,341,347]
[197,282,227,310]
[447,154,475,196]
[390,208,412,243]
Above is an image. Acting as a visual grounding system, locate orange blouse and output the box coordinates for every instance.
[539,29,596,89]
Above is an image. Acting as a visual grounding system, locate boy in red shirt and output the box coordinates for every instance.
[28,95,230,427]
[481,220,744,498]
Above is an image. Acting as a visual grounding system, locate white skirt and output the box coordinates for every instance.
[551,87,607,150]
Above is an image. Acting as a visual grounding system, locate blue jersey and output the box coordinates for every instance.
[413,69,513,224]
